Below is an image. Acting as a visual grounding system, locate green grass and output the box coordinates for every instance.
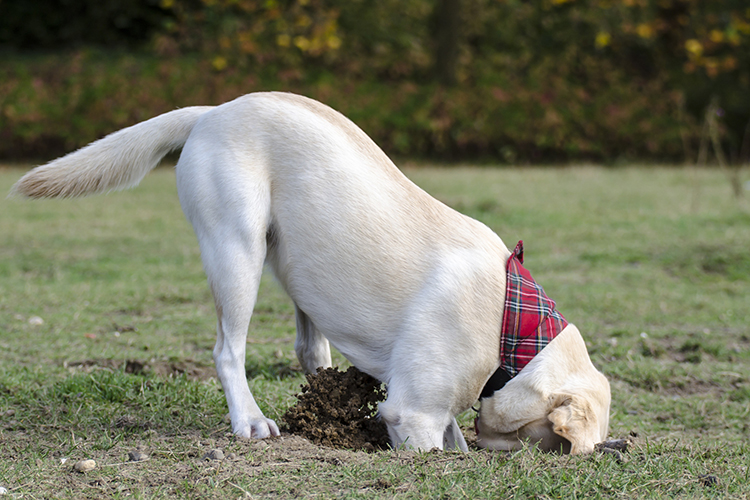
[1,165,749,498]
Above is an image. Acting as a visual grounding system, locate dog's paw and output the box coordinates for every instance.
[233,417,281,439]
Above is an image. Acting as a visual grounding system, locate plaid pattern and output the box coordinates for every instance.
[500,241,568,377]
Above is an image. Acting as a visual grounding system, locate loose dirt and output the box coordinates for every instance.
[282,366,390,451]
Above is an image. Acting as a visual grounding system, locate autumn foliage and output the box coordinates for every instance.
[1,0,748,163]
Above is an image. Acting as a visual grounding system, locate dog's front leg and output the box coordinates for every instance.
[294,304,332,373]
[444,417,469,451]
[378,397,457,451]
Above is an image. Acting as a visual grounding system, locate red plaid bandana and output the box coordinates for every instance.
[500,240,568,377]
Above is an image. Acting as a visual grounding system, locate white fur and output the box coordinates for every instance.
[13,92,610,452]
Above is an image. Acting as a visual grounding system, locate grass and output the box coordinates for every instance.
[1,164,749,498]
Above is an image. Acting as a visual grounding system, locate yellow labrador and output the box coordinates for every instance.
[13,92,610,453]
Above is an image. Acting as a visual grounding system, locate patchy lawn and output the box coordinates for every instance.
[1,165,748,498]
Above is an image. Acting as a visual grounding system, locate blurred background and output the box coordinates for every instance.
[1,0,748,176]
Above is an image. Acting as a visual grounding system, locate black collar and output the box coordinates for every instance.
[479,366,512,400]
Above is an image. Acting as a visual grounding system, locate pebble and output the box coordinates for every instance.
[596,437,634,463]
[73,459,96,473]
[599,447,626,463]
[128,450,149,462]
[0,486,8,495]
[202,449,225,461]
[596,438,630,452]
[28,316,44,326]
[699,474,718,487]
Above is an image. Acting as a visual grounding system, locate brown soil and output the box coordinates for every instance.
[0,425,645,499]
[65,358,216,381]
[282,366,390,451]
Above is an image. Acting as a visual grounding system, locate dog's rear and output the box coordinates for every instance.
[11,99,284,439]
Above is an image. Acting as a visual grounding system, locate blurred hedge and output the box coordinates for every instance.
[2,0,747,163]
[0,49,694,162]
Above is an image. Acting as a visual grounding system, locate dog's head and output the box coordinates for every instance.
[474,324,611,454]
[475,374,611,454]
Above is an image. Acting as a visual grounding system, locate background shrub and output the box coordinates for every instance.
[1,0,747,164]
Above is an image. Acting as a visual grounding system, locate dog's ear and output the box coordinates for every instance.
[547,393,600,455]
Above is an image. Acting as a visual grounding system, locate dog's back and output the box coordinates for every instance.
[173,92,507,380]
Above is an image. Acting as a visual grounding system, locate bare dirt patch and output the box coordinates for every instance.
[65,358,216,381]
[21,429,640,498]
[18,432,381,498]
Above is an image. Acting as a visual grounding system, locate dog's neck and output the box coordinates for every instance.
[479,366,512,399]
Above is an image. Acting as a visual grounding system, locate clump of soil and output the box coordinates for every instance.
[282,367,390,451]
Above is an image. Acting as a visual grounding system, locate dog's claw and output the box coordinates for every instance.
[263,418,281,438]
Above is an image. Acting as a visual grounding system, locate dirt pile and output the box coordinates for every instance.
[282,367,390,451]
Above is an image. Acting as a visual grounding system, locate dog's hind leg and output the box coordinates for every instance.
[294,304,332,373]
[204,240,280,439]
[180,165,279,438]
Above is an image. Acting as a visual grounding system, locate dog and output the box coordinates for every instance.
[13,92,610,454]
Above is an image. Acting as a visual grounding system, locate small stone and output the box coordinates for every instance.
[699,474,718,487]
[128,450,149,462]
[598,447,626,463]
[0,486,8,495]
[202,449,224,461]
[226,452,238,461]
[3,409,15,418]
[596,438,630,452]
[28,316,44,326]
[73,459,96,473]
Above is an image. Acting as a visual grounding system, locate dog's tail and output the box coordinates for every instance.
[11,106,214,199]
